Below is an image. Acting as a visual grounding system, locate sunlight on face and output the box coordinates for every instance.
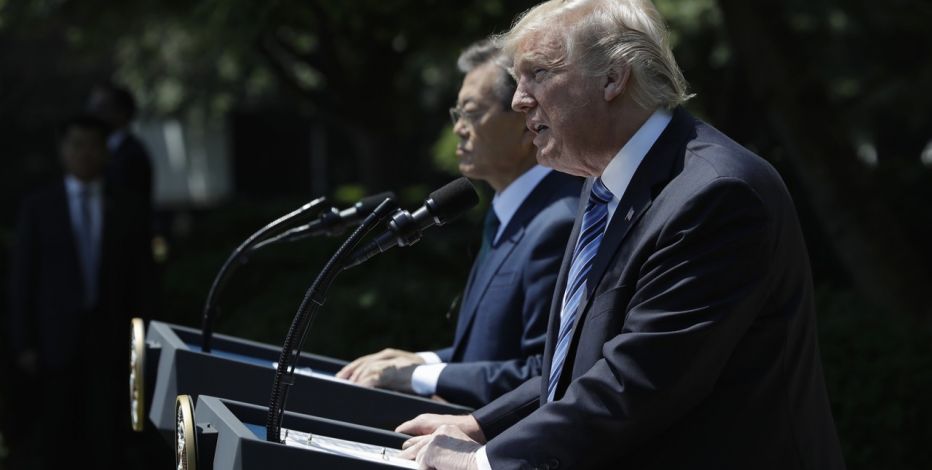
[511,30,605,177]
[453,62,529,187]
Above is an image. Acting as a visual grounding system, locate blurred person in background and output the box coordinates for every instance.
[87,81,154,224]
[8,115,154,468]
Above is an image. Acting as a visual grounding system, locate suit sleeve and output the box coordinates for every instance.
[472,375,542,440]
[433,346,454,363]
[434,207,573,407]
[8,197,39,355]
[435,355,543,408]
[484,178,778,469]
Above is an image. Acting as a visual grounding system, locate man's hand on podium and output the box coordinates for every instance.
[395,413,486,444]
[398,422,482,470]
[337,348,425,392]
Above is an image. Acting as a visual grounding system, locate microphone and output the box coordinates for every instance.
[344,177,479,269]
[200,196,330,352]
[252,192,396,250]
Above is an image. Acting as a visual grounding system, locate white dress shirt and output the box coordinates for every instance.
[474,109,673,469]
[65,175,104,250]
[600,108,673,225]
[64,175,104,308]
[410,165,554,396]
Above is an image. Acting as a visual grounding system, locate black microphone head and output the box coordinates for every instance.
[425,177,479,225]
[356,191,396,214]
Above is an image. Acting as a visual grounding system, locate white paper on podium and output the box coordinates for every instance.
[281,427,418,469]
[270,362,354,385]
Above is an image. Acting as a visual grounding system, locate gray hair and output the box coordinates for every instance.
[457,39,518,111]
[498,0,693,110]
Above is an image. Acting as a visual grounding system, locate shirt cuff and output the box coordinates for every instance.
[416,351,443,364]
[410,363,447,396]
[475,445,492,470]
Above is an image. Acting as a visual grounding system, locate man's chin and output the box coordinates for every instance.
[535,151,582,176]
[534,148,558,169]
[458,163,477,178]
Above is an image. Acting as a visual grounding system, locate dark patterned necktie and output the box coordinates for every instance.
[475,208,500,269]
[77,186,99,309]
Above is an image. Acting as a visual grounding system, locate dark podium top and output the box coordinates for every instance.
[142,321,471,440]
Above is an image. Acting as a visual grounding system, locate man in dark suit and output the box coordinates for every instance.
[8,116,153,468]
[397,1,845,469]
[337,40,583,408]
[87,82,154,221]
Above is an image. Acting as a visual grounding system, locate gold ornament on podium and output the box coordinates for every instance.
[176,394,197,470]
[130,317,146,432]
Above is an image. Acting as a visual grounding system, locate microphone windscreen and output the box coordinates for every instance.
[357,191,396,214]
[427,177,480,224]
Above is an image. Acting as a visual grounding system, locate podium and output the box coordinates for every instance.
[179,395,420,469]
[134,320,471,441]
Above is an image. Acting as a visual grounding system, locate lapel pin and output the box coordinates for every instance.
[625,207,634,222]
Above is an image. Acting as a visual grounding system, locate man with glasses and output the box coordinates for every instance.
[337,39,583,408]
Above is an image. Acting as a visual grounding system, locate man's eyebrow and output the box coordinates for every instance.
[509,55,535,78]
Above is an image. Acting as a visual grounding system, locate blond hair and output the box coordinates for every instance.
[498,0,693,110]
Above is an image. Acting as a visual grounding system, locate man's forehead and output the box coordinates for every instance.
[458,63,499,103]
[511,30,566,71]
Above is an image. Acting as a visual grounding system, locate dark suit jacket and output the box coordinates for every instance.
[107,132,153,219]
[473,109,844,469]
[432,171,582,407]
[8,179,154,370]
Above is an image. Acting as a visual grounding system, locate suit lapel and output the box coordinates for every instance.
[98,188,115,286]
[541,179,590,399]
[577,109,694,319]
[53,181,83,285]
[451,226,524,353]
[450,171,571,358]
[547,108,696,396]
[582,183,652,303]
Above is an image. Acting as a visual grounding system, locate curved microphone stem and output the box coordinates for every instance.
[247,224,308,252]
[199,197,329,352]
[247,211,333,252]
[266,198,397,443]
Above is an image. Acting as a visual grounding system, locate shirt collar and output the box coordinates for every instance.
[65,175,103,197]
[491,165,552,235]
[600,108,673,202]
[107,129,128,153]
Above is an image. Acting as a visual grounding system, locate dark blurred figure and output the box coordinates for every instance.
[7,115,154,468]
[87,82,153,222]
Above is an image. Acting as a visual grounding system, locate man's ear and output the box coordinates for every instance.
[604,63,630,102]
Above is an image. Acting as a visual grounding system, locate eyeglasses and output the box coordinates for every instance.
[449,105,488,126]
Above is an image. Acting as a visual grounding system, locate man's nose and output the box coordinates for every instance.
[513,76,536,112]
[453,118,468,137]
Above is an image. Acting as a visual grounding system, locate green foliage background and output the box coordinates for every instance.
[1,0,931,468]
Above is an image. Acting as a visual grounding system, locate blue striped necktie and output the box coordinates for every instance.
[547,178,614,401]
